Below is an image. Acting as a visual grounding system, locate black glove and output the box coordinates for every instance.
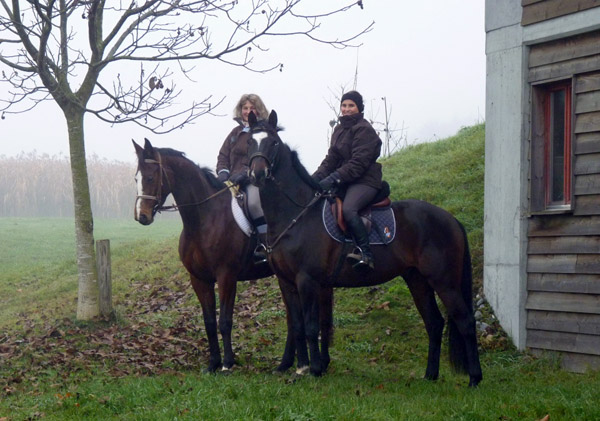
[217,171,229,183]
[319,173,340,191]
[230,172,250,186]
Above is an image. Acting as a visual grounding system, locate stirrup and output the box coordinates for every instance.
[253,244,268,265]
[346,248,374,270]
[346,248,363,263]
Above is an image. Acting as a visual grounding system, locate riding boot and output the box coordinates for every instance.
[253,232,268,265]
[345,215,374,270]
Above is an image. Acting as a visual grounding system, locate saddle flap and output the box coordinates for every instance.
[226,182,254,237]
[322,200,396,245]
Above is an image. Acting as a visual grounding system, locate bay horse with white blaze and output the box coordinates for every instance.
[133,138,333,373]
[247,111,483,387]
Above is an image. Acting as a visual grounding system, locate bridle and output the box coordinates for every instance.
[248,129,280,174]
[248,128,327,251]
[136,153,169,217]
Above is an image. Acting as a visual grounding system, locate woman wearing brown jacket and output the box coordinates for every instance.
[313,90,382,270]
[216,93,269,264]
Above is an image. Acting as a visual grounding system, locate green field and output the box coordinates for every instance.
[1,125,598,420]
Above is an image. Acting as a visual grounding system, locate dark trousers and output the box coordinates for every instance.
[342,184,379,222]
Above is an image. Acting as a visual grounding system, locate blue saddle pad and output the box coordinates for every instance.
[322,201,396,245]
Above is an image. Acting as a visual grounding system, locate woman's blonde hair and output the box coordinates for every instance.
[233,94,269,120]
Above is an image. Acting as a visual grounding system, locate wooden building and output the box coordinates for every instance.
[485,0,600,372]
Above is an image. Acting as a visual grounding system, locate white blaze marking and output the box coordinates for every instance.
[135,169,143,219]
[252,131,269,145]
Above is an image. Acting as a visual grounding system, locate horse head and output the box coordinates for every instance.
[132,138,170,225]
[248,110,281,187]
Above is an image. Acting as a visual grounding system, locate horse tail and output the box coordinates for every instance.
[448,220,473,373]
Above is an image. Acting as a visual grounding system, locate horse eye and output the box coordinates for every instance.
[146,176,154,182]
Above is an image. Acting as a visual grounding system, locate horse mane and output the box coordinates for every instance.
[290,149,321,190]
[155,147,186,158]
[155,147,224,189]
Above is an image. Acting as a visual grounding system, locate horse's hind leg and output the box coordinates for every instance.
[319,286,334,373]
[190,276,221,372]
[297,273,323,376]
[404,272,445,381]
[217,274,238,370]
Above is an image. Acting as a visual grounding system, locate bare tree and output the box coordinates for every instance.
[0,0,372,320]
[371,97,408,157]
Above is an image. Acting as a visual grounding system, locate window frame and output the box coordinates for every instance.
[530,79,574,214]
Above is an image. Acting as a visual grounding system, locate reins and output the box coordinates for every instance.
[265,188,324,252]
[155,186,230,213]
[137,153,230,213]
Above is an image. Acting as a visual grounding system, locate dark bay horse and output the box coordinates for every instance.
[133,138,333,373]
[247,112,483,387]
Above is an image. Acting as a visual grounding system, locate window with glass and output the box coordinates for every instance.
[530,81,572,212]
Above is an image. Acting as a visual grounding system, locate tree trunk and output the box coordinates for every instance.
[66,109,99,320]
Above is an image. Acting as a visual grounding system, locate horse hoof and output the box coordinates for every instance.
[221,366,233,375]
[468,375,483,388]
[204,362,222,374]
[276,363,292,373]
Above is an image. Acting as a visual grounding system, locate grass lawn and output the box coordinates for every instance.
[1,220,598,420]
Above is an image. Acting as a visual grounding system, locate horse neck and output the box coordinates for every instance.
[262,147,319,230]
[163,155,224,227]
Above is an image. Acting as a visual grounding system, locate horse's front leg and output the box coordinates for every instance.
[276,276,308,372]
[297,273,322,376]
[189,276,221,372]
[217,273,238,370]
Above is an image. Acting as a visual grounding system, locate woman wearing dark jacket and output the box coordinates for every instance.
[216,93,269,263]
[313,90,382,270]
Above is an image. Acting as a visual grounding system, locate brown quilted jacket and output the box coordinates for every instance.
[216,122,252,179]
[314,113,382,190]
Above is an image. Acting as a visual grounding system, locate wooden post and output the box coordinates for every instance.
[96,239,113,318]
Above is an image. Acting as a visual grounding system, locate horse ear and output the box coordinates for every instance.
[132,139,143,156]
[143,138,155,159]
[248,111,258,128]
[268,110,278,128]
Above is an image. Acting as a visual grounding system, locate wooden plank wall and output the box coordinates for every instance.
[522,0,600,26]
[527,31,600,372]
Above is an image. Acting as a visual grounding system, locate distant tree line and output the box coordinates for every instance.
[0,153,138,218]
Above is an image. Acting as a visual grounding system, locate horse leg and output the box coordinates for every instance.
[189,276,221,372]
[277,277,311,372]
[275,277,299,371]
[436,287,483,387]
[297,273,322,376]
[217,274,237,370]
[404,272,445,381]
[319,286,334,372]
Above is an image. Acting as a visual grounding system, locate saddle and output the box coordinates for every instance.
[323,181,396,245]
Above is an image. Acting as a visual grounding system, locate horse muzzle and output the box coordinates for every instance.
[134,196,157,225]
[249,156,270,187]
